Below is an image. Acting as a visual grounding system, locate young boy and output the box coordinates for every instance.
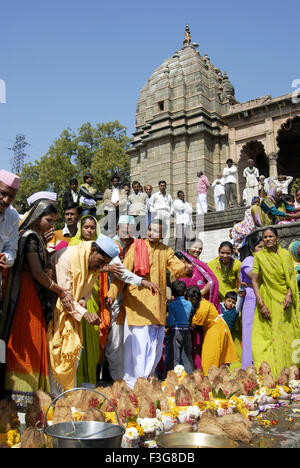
[166,280,194,374]
[220,291,238,333]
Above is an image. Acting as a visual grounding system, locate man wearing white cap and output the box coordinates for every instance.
[0,169,20,395]
[26,191,57,207]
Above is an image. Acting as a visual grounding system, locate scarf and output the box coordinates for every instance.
[133,238,150,276]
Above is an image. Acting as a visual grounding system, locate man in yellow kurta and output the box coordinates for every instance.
[106,219,187,388]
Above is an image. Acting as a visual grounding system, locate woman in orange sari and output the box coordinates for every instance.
[4,201,73,409]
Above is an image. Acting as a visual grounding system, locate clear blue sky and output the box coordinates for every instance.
[1,0,299,171]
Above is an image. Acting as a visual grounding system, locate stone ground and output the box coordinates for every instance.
[239,401,300,448]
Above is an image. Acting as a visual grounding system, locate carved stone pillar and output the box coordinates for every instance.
[267,152,278,190]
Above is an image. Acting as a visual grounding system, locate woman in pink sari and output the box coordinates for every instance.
[176,251,221,369]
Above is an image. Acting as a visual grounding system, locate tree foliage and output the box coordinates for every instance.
[14,121,131,223]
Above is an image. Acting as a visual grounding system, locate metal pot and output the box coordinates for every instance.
[43,388,125,448]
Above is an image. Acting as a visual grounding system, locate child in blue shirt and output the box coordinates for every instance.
[220,291,238,333]
[166,280,194,374]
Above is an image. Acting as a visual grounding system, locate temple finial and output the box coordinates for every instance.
[183,24,191,46]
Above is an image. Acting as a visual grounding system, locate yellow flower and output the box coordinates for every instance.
[0,429,20,447]
[44,405,54,421]
[261,419,272,427]
[170,408,179,419]
[270,388,281,399]
[208,401,217,411]
[282,386,292,393]
[231,396,249,419]
[72,412,82,422]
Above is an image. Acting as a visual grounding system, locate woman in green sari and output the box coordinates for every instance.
[251,227,300,379]
[208,241,242,368]
[208,241,241,302]
[69,216,101,386]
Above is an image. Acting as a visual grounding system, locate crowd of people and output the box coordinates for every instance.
[0,165,300,411]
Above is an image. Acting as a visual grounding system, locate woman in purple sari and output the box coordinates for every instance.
[240,234,264,369]
[175,251,221,369]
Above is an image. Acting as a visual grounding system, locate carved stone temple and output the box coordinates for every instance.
[127,26,300,261]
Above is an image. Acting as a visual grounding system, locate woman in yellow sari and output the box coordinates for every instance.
[185,286,238,375]
[251,227,300,380]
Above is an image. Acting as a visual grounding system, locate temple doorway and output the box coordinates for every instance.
[237,140,268,201]
[277,116,300,183]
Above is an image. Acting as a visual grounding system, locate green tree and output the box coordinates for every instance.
[14,121,131,225]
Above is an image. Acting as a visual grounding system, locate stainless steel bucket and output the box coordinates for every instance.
[43,388,125,448]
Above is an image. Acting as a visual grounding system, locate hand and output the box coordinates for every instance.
[141,280,161,295]
[83,312,101,326]
[105,297,115,309]
[0,253,7,271]
[43,228,55,243]
[283,293,292,310]
[78,299,87,309]
[106,263,125,278]
[60,291,75,313]
[260,304,271,321]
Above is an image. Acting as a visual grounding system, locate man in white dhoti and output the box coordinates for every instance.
[106,219,188,388]
[212,174,225,211]
[243,159,259,206]
[105,216,158,381]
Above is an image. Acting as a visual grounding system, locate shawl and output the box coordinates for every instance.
[179,251,221,313]
[47,242,99,390]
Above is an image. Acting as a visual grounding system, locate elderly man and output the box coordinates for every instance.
[107,219,189,388]
[104,215,159,381]
[0,169,20,395]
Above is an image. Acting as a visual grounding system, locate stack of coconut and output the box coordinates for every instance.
[1,361,299,448]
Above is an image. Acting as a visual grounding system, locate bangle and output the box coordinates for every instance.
[48,279,55,290]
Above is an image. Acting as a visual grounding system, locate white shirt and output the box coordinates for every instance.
[173,199,193,225]
[272,176,293,194]
[149,191,173,217]
[111,187,120,204]
[0,205,20,267]
[222,165,237,184]
[71,190,79,203]
[212,178,225,197]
